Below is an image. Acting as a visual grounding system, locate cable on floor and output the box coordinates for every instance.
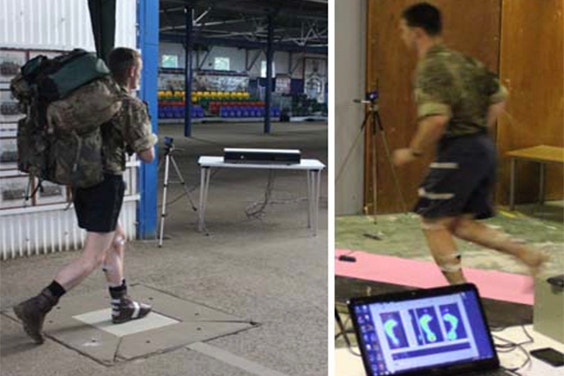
[245,170,276,219]
[492,325,534,375]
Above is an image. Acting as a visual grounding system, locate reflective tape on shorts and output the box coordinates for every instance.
[418,188,455,200]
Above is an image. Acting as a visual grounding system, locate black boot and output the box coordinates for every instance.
[13,289,58,344]
[109,285,151,324]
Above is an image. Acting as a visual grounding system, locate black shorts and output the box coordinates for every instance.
[72,174,125,233]
[414,133,496,220]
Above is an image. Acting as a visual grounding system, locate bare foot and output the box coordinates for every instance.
[520,249,550,278]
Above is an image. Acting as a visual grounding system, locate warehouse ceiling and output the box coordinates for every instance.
[159,0,328,53]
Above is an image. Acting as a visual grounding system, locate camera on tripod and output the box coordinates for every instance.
[365,90,379,102]
[163,136,174,154]
[353,90,379,105]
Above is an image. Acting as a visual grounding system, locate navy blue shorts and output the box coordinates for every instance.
[72,174,125,233]
[414,133,496,219]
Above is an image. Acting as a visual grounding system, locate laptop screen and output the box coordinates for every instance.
[347,284,499,376]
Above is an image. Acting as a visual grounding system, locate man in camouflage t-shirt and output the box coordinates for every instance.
[393,3,547,285]
[14,48,157,344]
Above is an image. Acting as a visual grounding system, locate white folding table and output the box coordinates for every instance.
[197,156,325,236]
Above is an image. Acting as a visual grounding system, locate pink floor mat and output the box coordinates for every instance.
[335,249,534,305]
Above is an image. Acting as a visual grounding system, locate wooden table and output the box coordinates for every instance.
[506,145,564,211]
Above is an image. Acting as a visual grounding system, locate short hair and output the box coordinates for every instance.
[107,47,141,85]
[402,2,442,36]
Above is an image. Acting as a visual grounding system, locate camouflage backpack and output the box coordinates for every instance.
[10,49,122,190]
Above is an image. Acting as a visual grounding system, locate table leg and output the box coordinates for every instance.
[306,170,312,228]
[313,169,322,237]
[509,158,516,211]
[539,162,545,205]
[198,167,210,232]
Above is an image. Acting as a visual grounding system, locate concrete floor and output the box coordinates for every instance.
[0,121,328,376]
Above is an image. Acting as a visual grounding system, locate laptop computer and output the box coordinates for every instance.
[347,283,511,375]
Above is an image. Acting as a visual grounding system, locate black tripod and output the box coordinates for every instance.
[158,137,197,247]
[336,98,407,216]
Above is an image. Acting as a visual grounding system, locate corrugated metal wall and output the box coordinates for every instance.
[0,0,136,50]
[0,0,140,259]
[0,201,138,260]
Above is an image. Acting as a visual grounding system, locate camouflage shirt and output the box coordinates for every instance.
[101,86,157,174]
[414,44,508,137]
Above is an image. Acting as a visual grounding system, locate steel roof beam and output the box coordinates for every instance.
[160,33,327,53]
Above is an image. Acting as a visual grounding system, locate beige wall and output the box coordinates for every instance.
[335,0,366,215]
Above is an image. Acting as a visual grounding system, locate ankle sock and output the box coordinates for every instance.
[47,281,66,299]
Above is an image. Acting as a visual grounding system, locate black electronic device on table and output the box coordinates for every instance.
[530,347,564,367]
[223,148,301,164]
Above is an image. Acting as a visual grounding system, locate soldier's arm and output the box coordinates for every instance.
[409,114,450,155]
[410,59,453,153]
[393,114,449,166]
[122,99,157,163]
[486,78,508,129]
[486,101,506,129]
[137,147,154,163]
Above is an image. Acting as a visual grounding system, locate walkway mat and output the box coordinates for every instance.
[335,249,534,305]
[335,277,532,329]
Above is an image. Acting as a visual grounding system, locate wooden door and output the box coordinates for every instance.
[364,0,502,214]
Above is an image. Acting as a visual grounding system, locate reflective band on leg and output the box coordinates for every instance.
[440,263,462,272]
[438,253,462,272]
[421,221,447,230]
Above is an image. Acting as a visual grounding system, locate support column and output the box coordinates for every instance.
[184,5,194,137]
[264,13,274,134]
[137,0,159,238]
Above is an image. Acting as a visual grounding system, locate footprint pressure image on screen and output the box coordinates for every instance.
[439,304,468,341]
[411,307,445,345]
[380,312,409,349]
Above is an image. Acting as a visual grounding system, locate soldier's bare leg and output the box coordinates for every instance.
[452,215,548,276]
[421,217,466,285]
[14,231,114,344]
[55,232,116,290]
[99,223,151,324]
[102,223,125,286]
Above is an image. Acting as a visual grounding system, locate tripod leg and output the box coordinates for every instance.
[335,109,371,184]
[371,112,378,218]
[169,156,197,211]
[374,111,408,213]
[306,170,312,228]
[314,169,322,236]
[158,154,171,247]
